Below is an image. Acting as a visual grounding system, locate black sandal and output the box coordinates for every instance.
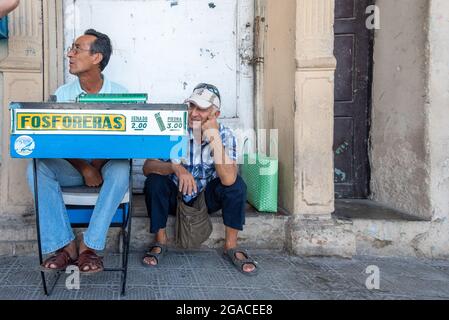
[223,247,259,276]
[142,242,167,267]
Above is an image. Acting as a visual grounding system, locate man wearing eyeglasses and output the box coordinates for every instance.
[142,83,258,276]
[27,29,129,275]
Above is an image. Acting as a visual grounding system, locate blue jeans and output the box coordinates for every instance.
[27,159,130,254]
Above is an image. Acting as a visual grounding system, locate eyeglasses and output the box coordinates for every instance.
[194,83,221,101]
[66,44,91,55]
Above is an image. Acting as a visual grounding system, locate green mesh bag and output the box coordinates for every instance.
[241,153,278,213]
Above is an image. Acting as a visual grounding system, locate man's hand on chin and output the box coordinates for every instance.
[201,112,220,143]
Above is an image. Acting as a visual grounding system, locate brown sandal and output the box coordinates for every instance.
[40,249,77,272]
[77,249,104,275]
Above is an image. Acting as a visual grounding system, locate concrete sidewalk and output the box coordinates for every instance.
[1,249,449,300]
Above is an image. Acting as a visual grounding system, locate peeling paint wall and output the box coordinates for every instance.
[63,0,254,125]
[263,0,296,214]
[63,0,255,191]
[370,0,431,219]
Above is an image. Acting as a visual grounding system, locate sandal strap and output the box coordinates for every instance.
[236,258,257,265]
[142,243,167,266]
[232,249,249,258]
[228,248,251,261]
[78,249,103,269]
[42,249,74,269]
[143,252,159,263]
[150,242,166,251]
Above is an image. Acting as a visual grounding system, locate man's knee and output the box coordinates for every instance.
[223,175,247,198]
[107,159,129,173]
[144,174,170,195]
[104,160,129,181]
[220,176,247,230]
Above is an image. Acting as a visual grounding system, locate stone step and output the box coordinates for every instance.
[333,199,447,259]
[0,195,288,256]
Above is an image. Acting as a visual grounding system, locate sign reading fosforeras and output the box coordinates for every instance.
[11,109,187,136]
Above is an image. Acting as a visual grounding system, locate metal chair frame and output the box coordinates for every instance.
[32,159,133,296]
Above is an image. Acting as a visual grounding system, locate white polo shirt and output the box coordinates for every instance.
[54,75,128,102]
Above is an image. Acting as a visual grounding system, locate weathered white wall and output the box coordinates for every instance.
[370,0,431,220]
[63,0,256,192]
[428,0,449,222]
[63,0,254,126]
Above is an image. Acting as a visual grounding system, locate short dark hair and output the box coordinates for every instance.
[84,29,112,71]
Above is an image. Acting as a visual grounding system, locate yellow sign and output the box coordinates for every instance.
[16,113,126,132]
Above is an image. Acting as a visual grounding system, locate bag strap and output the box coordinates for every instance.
[177,190,206,208]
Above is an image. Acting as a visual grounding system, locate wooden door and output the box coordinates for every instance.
[334,0,373,198]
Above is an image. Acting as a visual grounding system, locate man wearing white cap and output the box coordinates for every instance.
[142,83,258,275]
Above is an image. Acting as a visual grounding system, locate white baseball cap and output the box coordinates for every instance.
[185,83,221,110]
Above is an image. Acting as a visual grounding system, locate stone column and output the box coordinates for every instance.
[287,0,355,257]
[0,0,43,217]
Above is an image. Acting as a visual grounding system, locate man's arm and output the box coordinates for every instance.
[143,159,198,196]
[0,0,19,18]
[202,114,238,187]
[209,136,238,186]
[143,159,176,176]
[66,159,103,187]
